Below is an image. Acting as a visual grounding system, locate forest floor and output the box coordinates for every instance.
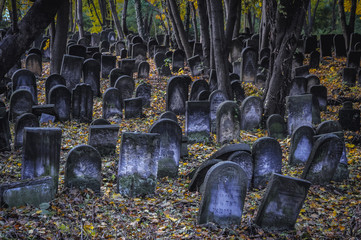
[0,55,361,239]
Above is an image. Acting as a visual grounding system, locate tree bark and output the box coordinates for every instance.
[69,0,74,32]
[338,0,357,50]
[185,2,190,39]
[209,0,232,99]
[98,0,108,28]
[51,0,70,74]
[331,0,337,31]
[206,0,215,69]
[0,0,65,78]
[109,0,124,40]
[225,0,239,50]
[259,0,271,51]
[77,0,84,38]
[72,0,77,32]
[233,2,241,38]
[166,0,182,49]
[190,2,199,42]
[197,0,210,68]
[122,0,129,35]
[11,0,18,33]
[135,0,146,40]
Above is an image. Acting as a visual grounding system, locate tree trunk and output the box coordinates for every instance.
[166,0,182,49]
[332,0,337,31]
[51,0,70,74]
[72,0,77,32]
[263,0,309,117]
[259,0,271,51]
[197,0,210,68]
[98,0,108,28]
[0,0,65,78]
[209,0,232,99]
[225,0,239,50]
[11,0,18,33]
[167,0,192,59]
[190,2,199,42]
[0,0,6,22]
[233,2,241,38]
[135,0,147,40]
[77,0,84,38]
[305,0,320,36]
[206,0,215,69]
[69,0,74,32]
[185,2,190,39]
[109,0,124,40]
[338,0,357,50]
[122,0,129,35]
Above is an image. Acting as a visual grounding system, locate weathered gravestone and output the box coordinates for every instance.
[266,114,287,139]
[160,111,178,122]
[115,41,126,56]
[240,47,257,83]
[197,90,210,101]
[231,80,246,103]
[188,55,203,77]
[216,101,241,144]
[309,50,320,69]
[293,65,309,77]
[154,52,166,73]
[347,50,361,69]
[137,61,150,78]
[198,161,248,226]
[149,119,182,178]
[293,52,304,69]
[189,159,222,192]
[135,83,152,107]
[72,84,93,123]
[12,69,37,104]
[310,85,327,111]
[68,44,87,59]
[88,124,119,156]
[230,38,243,63]
[117,132,160,197]
[209,143,251,161]
[60,54,84,91]
[45,74,66,103]
[25,53,42,76]
[240,96,263,130]
[350,33,361,50]
[254,173,311,230]
[49,85,71,121]
[288,77,307,96]
[301,134,344,184]
[166,76,191,115]
[83,58,101,97]
[21,127,62,189]
[209,90,227,133]
[286,94,313,135]
[320,34,333,58]
[9,89,34,122]
[289,125,314,166]
[124,97,143,119]
[306,74,320,92]
[65,145,102,193]
[99,40,110,52]
[0,110,11,152]
[132,43,147,68]
[172,49,185,72]
[252,137,282,189]
[342,67,357,86]
[14,113,39,149]
[91,118,111,125]
[114,75,135,100]
[304,35,317,54]
[102,87,123,120]
[316,120,342,135]
[334,34,347,57]
[109,68,124,87]
[227,151,253,189]
[338,101,360,131]
[186,101,210,143]
[190,79,209,101]
[101,55,116,78]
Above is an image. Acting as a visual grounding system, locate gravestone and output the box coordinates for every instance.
[83,58,101,97]
[350,32,361,50]
[9,89,34,122]
[254,173,311,230]
[28,48,42,58]
[240,96,263,130]
[293,52,304,68]
[101,55,116,78]
[209,143,251,161]
[294,65,309,77]
[188,55,203,77]
[172,49,185,72]
[320,34,333,58]
[252,137,282,189]
[12,69,37,104]
[91,118,110,125]
[316,120,342,135]
[347,50,361,69]
[216,101,241,144]
[0,111,11,152]
[68,44,87,58]
[135,83,152,107]
[197,90,210,101]
[109,68,124,87]
[88,124,119,156]
[60,54,84,91]
[240,47,257,83]
[124,97,143,119]
[14,113,39,149]
[65,145,102,193]
[289,125,314,166]
[310,85,327,111]
[198,161,248,226]
[160,111,178,122]
[342,67,357,86]
[45,74,66,103]
[231,80,246,103]
[108,31,116,44]
[193,42,203,59]
[115,41,126,56]
[189,159,222,192]
[338,101,360,131]
[230,38,243,62]
[25,53,42,76]
[334,34,347,57]
[22,127,62,189]
[209,90,227,133]
[289,77,307,96]
[304,35,317,54]
[132,43,147,68]
[190,79,209,101]
[102,87,123,120]
[149,119,182,178]
[99,40,110,51]
[309,51,320,69]
[286,94,313,135]
[166,76,191,115]
[49,85,71,121]
[301,134,343,185]
[114,75,135,100]
[186,101,210,143]
[154,52,166,73]
[160,64,172,77]
[227,151,253,189]
[72,84,93,123]
[266,114,287,139]
[306,74,320,92]
[138,61,150,78]
[118,59,135,78]
[117,132,160,197]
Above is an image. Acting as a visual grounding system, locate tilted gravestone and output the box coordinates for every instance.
[252,137,282,189]
[186,101,210,143]
[301,134,344,184]
[310,85,327,111]
[72,84,93,123]
[334,34,347,57]
[240,96,263,130]
[198,161,248,226]
[230,38,243,63]
[12,69,38,104]
[209,143,251,161]
[117,132,160,197]
[288,77,307,96]
[240,47,257,83]
[49,85,71,121]
[209,90,227,133]
[124,97,143,119]
[309,50,320,69]
[60,54,84,91]
[172,49,185,72]
[227,151,253,189]
[102,87,123,120]
[14,113,39,149]
[188,55,203,77]
[254,173,311,230]
[347,50,361,69]
[286,94,313,135]
[21,127,62,190]
[289,125,314,166]
[9,89,34,122]
[137,61,150,79]
[68,44,87,59]
[25,53,42,76]
[132,43,147,69]
[83,58,101,97]
[306,74,320,92]
[114,75,135,100]
[149,119,182,178]
[320,34,333,58]
[216,101,241,144]
[166,76,191,115]
[316,120,342,135]
[45,74,66,104]
[293,52,304,69]
[101,55,117,78]
[65,145,102,194]
[109,68,124,87]
[88,124,119,156]
[338,101,360,131]
[154,52,166,74]
[266,114,287,139]
[189,79,209,101]
[160,111,178,123]
[135,83,152,107]
[189,159,222,192]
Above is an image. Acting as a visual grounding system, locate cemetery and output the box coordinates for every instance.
[0,0,361,239]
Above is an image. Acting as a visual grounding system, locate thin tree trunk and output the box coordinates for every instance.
[225,0,239,50]
[72,0,77,32]
[77,0,84,38]
[51,0,70,74]
[122,0,129,35]
[98,0,108,28]
[338,0,357,50]
[109,0,124,40]
[166,0,182,49]
[332,0,337,31]
[69,0,73,32]
[135,0,146,40]
[233,2,241,38]
[11,0,18,33]
[206,0,215,69]
[185,2,190,39]
[88,0,103,28]
[190,2,198,42]
[308,0,320,35]
[197,0,210,68]
[260,0,271,51]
